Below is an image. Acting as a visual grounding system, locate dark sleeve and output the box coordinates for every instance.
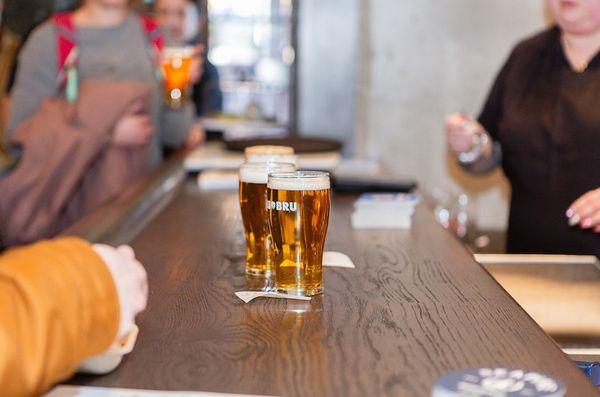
[477,50,516,140]
[193,61,223,117]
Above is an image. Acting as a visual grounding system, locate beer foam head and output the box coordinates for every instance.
[246,153,299,166]
[244,145,295,157]
[268,171,330,191]
[239,162,296,184]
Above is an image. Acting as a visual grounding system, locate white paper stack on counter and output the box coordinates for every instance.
[197,170,239,191]
[351,193,420,229]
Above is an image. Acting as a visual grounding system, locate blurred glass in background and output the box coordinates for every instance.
[433,188,474,242]
[432,188,495,253]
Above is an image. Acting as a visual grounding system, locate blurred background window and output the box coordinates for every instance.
[206,0,294,126]
[140,0,297,131]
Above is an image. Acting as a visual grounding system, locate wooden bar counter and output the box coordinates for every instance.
[69,163,598,396]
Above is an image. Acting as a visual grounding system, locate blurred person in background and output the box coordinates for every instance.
[154,0,223,118]
[445,0,600,256]
[0,0,76,132]
[0,0,199,244]
[6,0,195,165]
[0,238,148,396]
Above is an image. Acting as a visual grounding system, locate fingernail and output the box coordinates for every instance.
[568,213,580,226]
[582,218,593,228]
[566,208,574,218]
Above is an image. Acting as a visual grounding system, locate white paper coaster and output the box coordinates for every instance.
[234,291,311,303]
[323,251,355,268]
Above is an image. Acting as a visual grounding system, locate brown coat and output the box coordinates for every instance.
[0,81,152,246]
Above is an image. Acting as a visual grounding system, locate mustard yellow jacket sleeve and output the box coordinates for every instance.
[0,237,120,397]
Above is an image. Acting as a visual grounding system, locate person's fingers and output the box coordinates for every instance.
[447,129,472,153]
[117,245,136,260]
[137,288,148,312]
[92,243,112,254]
[127,100,145,115]
[580,210,600,229]
[568,191,593,213]
[576,197,600,227]
[142,125,155,140]
[568,189,598,212]
[92,244,149,340]
[445,114,474,143]
[576,202,600,222]
[131,114,152,125]
[127,117,154,144]
[568,189,600,219]
[138,119,154,134]
[189,57,203,84]
[140,116,154,128]
[133,258,148,305]
[446,113,463,123]
[446,113,470,128]
[124,257,147,314]
[460,113,476,123]
[444,117,460,134]
[185,125,204,148]
[132,258,147,282]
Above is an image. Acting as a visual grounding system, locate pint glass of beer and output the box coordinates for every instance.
[239,162,296,276]
[245,145,298,167]
[161,46,193,108]
[267,171,331,296]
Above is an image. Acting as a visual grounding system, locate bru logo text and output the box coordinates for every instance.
[267,200,298,212]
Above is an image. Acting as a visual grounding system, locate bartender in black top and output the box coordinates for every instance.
[445,0,600,256]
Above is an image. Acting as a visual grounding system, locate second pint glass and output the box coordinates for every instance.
[239,162,296,276]
[267,171,331,296]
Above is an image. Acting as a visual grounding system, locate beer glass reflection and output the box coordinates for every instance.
[239,162,296,276]
[267,171,331,296]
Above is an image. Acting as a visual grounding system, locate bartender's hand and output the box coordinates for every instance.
[113,101,154,146]
[92,244,148,341]
[567,188,600,232]
[444,113,489,156]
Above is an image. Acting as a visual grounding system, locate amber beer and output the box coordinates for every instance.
[161,46,193,108]
[267,171,331,296]
[239,162,296,276]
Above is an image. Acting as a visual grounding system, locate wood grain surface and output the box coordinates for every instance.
[72,180,598,396]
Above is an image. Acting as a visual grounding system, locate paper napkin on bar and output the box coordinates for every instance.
[197,170,239,191]
[351,193,420,229]
[323,251,355,268]
[234,291,311,303]
[234,252,354,303]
